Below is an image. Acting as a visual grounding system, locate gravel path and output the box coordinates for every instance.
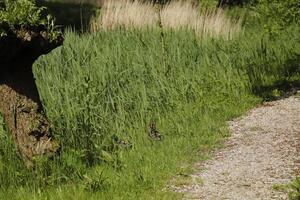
[179,96,300,200]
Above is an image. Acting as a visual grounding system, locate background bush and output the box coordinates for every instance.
[255,0,300,34]
[0,0,58,38]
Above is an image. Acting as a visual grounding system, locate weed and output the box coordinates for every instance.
[289,177,300,200]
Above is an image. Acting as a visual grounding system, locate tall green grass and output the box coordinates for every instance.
[0,26,299,199]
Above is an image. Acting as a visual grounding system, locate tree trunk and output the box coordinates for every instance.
[0,27,62,167]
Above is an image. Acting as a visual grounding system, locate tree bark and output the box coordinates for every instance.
[0,27,62,167]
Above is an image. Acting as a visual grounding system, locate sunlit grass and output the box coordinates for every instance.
[0,23,299,199]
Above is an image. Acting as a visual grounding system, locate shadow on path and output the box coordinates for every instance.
[252,54,300,101]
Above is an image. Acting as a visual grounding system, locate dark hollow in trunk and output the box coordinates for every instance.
[0,27,63,167]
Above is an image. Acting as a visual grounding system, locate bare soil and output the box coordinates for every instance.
[0,27,62,166]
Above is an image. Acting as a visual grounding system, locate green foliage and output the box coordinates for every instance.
[0,0,59,39]
[289,177,300,200]
[254,0,300,34]
[0,0,45,26]
[0,114,28,188]
[200,0,219,9]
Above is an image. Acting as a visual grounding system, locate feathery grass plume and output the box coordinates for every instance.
[90,0,242,39]
[160,0,199,29]
[91,0,158,31]
[161,1,243,39]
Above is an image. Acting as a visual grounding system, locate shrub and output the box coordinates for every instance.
[254,0,300,34]
[0,0,45,26]
[0,0,58,39]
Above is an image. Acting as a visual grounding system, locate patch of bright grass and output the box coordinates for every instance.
[289,177,300,200]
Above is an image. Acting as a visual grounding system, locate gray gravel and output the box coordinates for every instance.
[177,96,300,200]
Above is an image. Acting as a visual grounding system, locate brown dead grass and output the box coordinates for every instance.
[90,0,242,39]
[161,1,242,39]
[91,0,158,31]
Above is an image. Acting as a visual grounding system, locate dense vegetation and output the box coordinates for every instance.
[0,0,299,199]
[0,0,59,39]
